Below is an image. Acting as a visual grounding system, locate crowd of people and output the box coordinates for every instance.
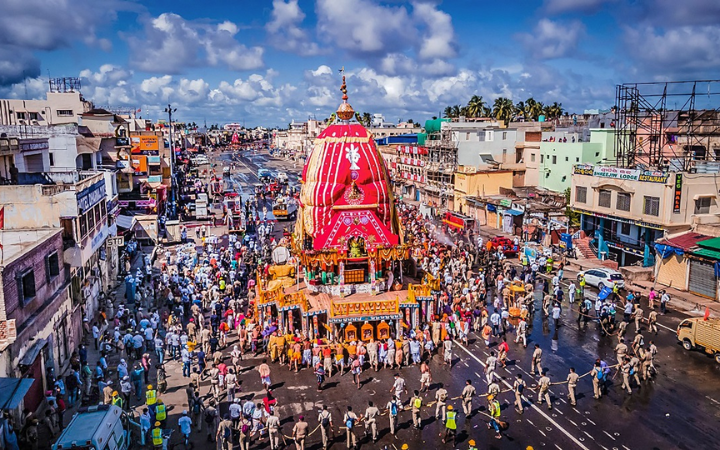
[9,189,675,450]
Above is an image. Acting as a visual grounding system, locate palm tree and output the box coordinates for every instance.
[466,95,487,118]
[514,101,526,120]
[362,112,372,127]
[492,97,514,125]
[524,98,544,121]
[451,105,461,118]
[443,106,454,118]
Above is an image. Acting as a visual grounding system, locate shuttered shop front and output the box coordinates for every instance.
[656,254,688,290]
[688,258,717,299]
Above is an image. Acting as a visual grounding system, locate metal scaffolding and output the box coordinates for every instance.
[614,80,720,171]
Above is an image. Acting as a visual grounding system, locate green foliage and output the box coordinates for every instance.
[564,187,580,226]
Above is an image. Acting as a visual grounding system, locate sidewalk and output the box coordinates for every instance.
[475,224,720,318]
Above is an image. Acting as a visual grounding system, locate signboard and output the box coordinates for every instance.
[132,155,148,175]
[574,164,669,184]
[593,166,640,180]
[19,139,49,152]
[148,175,162,183]
[500,199,512,207]
[147,156,161,165]
[76,180,107,213]
[673,173,683,213]
[130,135,160,155]
[571,207,664,230]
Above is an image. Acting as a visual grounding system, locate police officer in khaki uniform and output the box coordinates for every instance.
[363,401,379,442]
[530,345,543,375]
[648,310,658,335]
[435,384,448,421]
[536,372,552,410]
[461,379,476,416]
[566,367,579,406]
[614,339,628,365]
[513,374,525,413]
[634,305,644,332]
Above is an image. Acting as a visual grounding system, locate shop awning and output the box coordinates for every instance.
[0,377,36,410]
[692,248,720,260]
[503,209,524,216]
[116,214,137,230]
[654,243,684,258]
[19,338,46,366]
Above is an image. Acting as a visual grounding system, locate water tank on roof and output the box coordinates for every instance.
[538,115,546,122]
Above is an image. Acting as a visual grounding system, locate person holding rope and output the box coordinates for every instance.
[343,406,358,449]
[292,415,309,450]
[461,379,476,416]
[567,367,579,406]
[363,401,379,442]
[486,395,503,440]
[318,405,333,449]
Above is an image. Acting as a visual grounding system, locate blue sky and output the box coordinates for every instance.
[1,0,719,127]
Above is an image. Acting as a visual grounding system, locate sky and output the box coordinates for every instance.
[1,0,719,128]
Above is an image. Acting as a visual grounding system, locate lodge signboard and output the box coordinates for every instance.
[573,164,669,183]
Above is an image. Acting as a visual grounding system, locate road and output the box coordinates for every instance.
[158,147,720,450]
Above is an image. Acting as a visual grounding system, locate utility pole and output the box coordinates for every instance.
[164,104,178,220]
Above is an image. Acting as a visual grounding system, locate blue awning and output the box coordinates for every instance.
[654,243,684,258]
[0,378,35,410]
[504,209,524,216]
[486,204,497,212]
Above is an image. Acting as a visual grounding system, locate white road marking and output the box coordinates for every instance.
[705,396,720,405]
[583,431,595,440]
[567,419,578,427]
[456,342,590,450]
[586,418,596,426]
[286,385,311,391]
[603,430,616,441]
[622,446,631,450]
[555,445,563,450]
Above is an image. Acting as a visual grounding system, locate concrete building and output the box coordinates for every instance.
[272,119,326,154]
[0,91,92,126]
[453,168,514,214]
[530,129,616,193]
[570,164,720,267]
[0,229,77,414]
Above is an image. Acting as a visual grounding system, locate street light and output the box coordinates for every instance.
[164,104,177,220]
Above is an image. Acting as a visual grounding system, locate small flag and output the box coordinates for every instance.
[0,205,4,229]
[136,108,142,113]
[704,306,710,321]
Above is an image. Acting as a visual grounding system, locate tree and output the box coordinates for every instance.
[492,97,514,125]
[362,112,372,127]
[466,95,487,118]
[451,105,461,118]
[443,106,454,118]
[524,98,544,121]
[514,101,526,120]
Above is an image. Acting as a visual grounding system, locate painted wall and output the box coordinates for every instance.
[454,170,514,212]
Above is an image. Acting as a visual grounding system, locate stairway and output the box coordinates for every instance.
[574,237,596,259]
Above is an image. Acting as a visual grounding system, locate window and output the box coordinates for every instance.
[643,196,660,216]
[502,131,507,140]
[16,112,26,120]
[695,197,712,214]
[576,157,580,162]
[19,270,36,303]
[598,189,612,208]
[502,149,507,161]
[620,222,631,235]
[29,112,39,121]
[57,109,73,117]
[616,192,631,211]
[49,152,55,166]
[540,154,544,163]
[552,155,557,164]
[79,215,88,239]
[565,157,569,161]
[46,251,60,280]
[530,153,536,162]
[465,132,470,140]
[575,186,587,203]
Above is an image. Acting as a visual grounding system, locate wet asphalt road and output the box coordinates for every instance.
[183,148,720,450]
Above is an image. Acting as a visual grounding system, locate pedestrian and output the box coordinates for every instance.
[258,359,272,391]
[360,400,378,442]
[411,390,423,429]
[318,405,334,449]
[461,379,476,416]
[292,415,309,450]
[621,357,633,394]
[486,395,503,440]
[536,372,552,410]
[530,344,543,375]
[485,351,497,384]
[266,409,281,450]
[567,367,579,406]
[648,309,658,335]
[513,374,525,413]
[343,406,358,449]
[386,396,400,435]
[660,290,670,314]
[442,405,457,444]
[435,383,448,421]
[204,399,218,442]
[216,414,233,450]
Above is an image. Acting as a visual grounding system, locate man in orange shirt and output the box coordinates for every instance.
[322,345,334,377]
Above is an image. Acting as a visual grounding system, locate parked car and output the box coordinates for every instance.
[577,268,625,290]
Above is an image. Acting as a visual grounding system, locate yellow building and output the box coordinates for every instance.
[453,168,514,215]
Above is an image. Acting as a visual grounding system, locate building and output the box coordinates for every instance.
[453,168,514,214]
[529,129,616,193]
[0,81,92,126]
[272,119,326,155]
[570,164,720,267]
[0,229,76,415]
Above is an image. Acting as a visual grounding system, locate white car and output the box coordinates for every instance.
[577,268,625,290]
[191,156,209,165]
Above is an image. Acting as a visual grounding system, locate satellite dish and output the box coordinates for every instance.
[271,246,291,265]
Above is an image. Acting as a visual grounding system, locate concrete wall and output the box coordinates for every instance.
[454,170,514,211]
[0,92,88,126]
[0,185,76,229]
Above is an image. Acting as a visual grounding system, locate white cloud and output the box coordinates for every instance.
[624,25,720,72]
[412,2,457,60]
[517,19,585,60]
[544,0,614,14]
[126,13,264,74]
[265,0,322,56]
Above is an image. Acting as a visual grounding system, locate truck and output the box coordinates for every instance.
[677,317,720,363]
[272,196,297,220]
[53,404,133,450]
[195,192,209,219]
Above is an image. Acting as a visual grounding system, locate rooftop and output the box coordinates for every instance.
[0,229,60,265]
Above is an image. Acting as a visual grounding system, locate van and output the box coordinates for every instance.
[53,404,131,450]
[677,318,720,363]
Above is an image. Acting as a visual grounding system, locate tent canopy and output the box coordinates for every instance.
[0,377,35,410]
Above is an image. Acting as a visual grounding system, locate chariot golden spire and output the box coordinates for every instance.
[336,68,355,121]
